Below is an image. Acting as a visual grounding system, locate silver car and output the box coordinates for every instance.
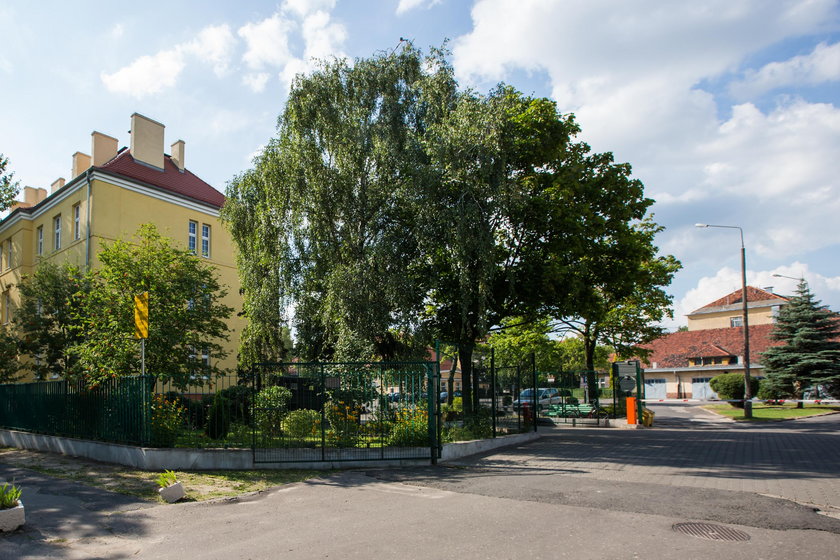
[513,388,562,411]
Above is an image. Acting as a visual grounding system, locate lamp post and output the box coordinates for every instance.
[696,223,753,418]
[772,273,806,289]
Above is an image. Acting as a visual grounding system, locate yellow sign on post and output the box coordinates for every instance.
[134,292,149,339]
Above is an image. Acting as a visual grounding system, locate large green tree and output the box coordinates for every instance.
[15,262,89,380]
[224,44,677,417]
[224,44,455,363]
[420,88,584,413]
[72,224,232,388]
[761,281,840,406]
[0,153,20,211]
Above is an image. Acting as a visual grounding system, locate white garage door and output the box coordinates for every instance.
[644,378,667,400]
[691,378,719,400]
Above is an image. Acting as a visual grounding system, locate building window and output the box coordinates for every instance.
[6,238,11,270]
[73,203,81,241]
[3,291,10,324]
[730,316,743,328]
[188,221,197,254]
[36,226,43,255]
[201,224,210,258]
[53,215,62,250]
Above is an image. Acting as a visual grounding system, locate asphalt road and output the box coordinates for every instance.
[3,409,840,559]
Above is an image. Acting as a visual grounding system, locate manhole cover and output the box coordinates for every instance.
[672,522,751,542]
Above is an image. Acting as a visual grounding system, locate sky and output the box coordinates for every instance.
[1,0,839,330]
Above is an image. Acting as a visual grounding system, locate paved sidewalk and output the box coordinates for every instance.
[449,412,840,512]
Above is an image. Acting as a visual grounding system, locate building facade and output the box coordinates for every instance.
[640,287,788,399]
[0,113,244,379]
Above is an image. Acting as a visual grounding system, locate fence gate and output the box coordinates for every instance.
[250,361,437,464]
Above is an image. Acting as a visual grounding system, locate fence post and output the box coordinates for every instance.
[428,362,438,465]
[320,363,326,462]
[490,347,497,438]
[531,353,537,432]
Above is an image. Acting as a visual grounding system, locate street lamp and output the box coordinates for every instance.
[695,223,753,418]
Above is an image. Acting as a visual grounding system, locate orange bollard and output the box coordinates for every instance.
[626,397,637,424]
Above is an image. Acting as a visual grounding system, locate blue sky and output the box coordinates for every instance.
[1,0,839,329]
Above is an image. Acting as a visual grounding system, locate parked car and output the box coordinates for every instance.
[440,390,463,402]
[512,388,561,411]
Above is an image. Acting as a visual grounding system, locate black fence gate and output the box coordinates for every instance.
[250,361,437,464]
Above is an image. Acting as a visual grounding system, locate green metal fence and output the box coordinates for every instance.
[250,361,437,463]
[0,377,152,445]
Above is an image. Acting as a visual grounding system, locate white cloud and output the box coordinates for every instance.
[185,24,236,77]
[243,72,270,93]
[110,23,125,39]
[731,41,840,98]
[279,10,348,87]
[396,0,442,15]
[452,0,840,272]
[301,10,347,61]
[238,13,295,70]
[101,49,186,97]
[101,24,236,97]
[670,262,840,328]
[283,0,336,18]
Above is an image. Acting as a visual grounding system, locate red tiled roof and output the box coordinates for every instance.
[641,324,779,368]
[691,286,787,313]
[97,148,224,208]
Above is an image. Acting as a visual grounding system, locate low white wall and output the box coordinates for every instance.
[0,428,541,470]
[440,430,541,462]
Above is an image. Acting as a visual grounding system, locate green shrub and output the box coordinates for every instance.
[387,407,429,447]
[205,392,231,440]
[0,482,21,509]
[710,373,760,408]
[325,400,362,447]
[218,385,254,424]
[757,378,788,401]
[254,386,293,437]
[283,409,321,440]
[150,394,186,447]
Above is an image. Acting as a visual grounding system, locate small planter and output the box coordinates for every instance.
[158,482,186,503]
[0,501,25,532]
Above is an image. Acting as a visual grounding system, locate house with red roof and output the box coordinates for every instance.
[640,287,788,399]
[0,113,244,380]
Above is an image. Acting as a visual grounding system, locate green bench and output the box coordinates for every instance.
[545,404,594,418]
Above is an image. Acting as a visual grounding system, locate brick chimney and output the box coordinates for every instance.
[72,152,91,178]
[50,178,65,194]
[91,131,119,166]
[170,140,185,172]
[130,113,165,170]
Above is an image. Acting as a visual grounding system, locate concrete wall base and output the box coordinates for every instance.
[0,428,542,470]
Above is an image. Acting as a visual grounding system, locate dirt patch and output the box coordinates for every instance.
[0,446,323,502]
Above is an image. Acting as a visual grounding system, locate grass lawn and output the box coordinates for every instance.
[0,446,323,503]
[704,403,840,421]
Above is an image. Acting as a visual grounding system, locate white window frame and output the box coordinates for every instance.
[73,203,81,241]
[188,220,197,254]
[53,214,62,250]
[730,316,743,328]
[201,223,210,258]
[36,226,43,255]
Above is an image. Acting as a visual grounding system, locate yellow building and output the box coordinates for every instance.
[686,286,787,331]
[0,113,244,378]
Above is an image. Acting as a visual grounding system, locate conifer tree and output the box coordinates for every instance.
[762,281,840,406]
